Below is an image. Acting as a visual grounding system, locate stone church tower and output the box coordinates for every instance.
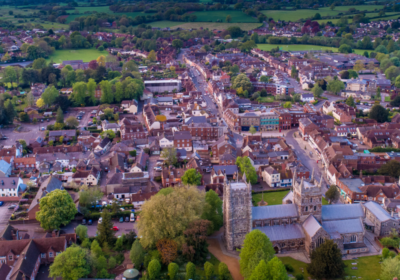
[293,168,323,222]
[223,173,252,251]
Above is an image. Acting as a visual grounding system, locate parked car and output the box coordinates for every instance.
[125,216,129,222]
[82,219,87,225]
[119,217,124,223]
[112,226,119,231]
[130,213,135,222]
[41,127,45,131]
[154,166,162,171]
[98,217,103,224]
[8,205,16,209]
[102,201,107,206]
[88,219,93,225]
[0,201,3,206]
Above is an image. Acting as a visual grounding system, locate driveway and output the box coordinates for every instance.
[61,220,136,237]
[0,202,18,232]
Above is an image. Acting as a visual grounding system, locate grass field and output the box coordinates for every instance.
[258,96,275,103]
[261,5,384,21]
[148,21,182,28]
[257,44,371,55]
[171,22,262,31]
[192,10,258,23]
[47,48,109,63]
[252,190,290,206]
[280,255,382,280]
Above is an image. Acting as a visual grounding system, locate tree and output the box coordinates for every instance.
[345,96,355,107]
[385,66,400,81]
[100,80,113,104]
[75,224,88,240]
[379,160,400,177]
[168,262,179,280]
[291,65,298,79]
[240,230,275,279]
[325,186,340,203]
[391,95,400,106]
[226,15,232,22]
[312,84,323,97]
[369,104,388,123]
[181,168,202,186]
[137,186,205,248]
[148,259,161,280]
[161,147,178,166]
[186,262,196,280]
[381,257,400,280]
[79,186,103,211]
[338,44,352,54]
[96,55,106,67]
[88,60,98,70]
[114,82,124,103]
[32,58,47,69]
[327,77,345,95]
[307,239,345,279]
[49,245,91,280]
[97,210,115,246]
[157,238,178,264]
[227,26,243,38]
[205,262,214,280]
[249,125,257,135]
[353,60,365,72]
[202,190,223,233]
[266,257,288,280]
[219,262,231,280]
[172,39,183,50]
[148,50,157,62]
[130,239,146,268]
[72,81,87,105]
[41,85,59,106]
[65,116,79,128]
[36,189,77,231]
[232,74,252,92]
[36,98,45,108]
[19,112,29,123]
[249,259,269,280]
[283,102,292,108]
[87,78,97,105]
[236,156,258,184]
[56,107,64,124]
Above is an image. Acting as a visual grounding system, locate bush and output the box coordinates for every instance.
[380,237,399,248]
[382,247,390,259]
[154,176,162,183]
[295,274,304,280]
[129,150,137,157]
[285,264,294,272]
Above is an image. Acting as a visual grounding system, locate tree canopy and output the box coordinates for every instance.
[369,104,389,123]
[36,189,77,230]
[181,168,202,186]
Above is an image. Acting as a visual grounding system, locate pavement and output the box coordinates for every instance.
[0,202,18,232]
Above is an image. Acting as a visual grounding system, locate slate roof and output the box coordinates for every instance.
[0,160,10,174]
[252,204,298,220]
[212,165,238,175]
[322,218,364,235]
[321,204,364,221]
[363,201,393,222]
[255,224,305,241]
[302,215,321,237]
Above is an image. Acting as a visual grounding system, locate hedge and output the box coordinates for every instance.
[84,210,133,219]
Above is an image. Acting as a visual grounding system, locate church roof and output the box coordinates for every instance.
[363,201,393,222]
[302,215,321,237]
[321,204,364,221]
[252,204,298,220]
[255,224,305,241]
[322,218,364,235]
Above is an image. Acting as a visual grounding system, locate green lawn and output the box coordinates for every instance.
[262,5,384,21]
[47,48,109,63]
[257,44,370,55]
[385,96,391,102]
[252,190,289,206]
[279,257,310,278]
[148,21,182,28]
[343,255,381,280]
[193,10,258,23]
[171,22,262,31]
[280,255,382,280]
[258,96,275,103]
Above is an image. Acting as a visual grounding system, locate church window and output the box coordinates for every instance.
[234,197,238,205]
[316,237,324,247]
[314,206,317,211]
[350,235,357,243]
[305,206,308,212]
[310,198,313,203]
[241,197,244,205]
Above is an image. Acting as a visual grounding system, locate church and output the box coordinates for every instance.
[223,169,397,256]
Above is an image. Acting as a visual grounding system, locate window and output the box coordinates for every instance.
[316,237,324,248]
[41,253,46,258]
[49,252,53,258]
[305,206,308,212]
[314,206,317,211]
[350,235,357,243]
[8,255,12,260]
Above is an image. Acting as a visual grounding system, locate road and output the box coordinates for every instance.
[314,93,344,109]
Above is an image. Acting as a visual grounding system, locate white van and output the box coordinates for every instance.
[130,213,135,222]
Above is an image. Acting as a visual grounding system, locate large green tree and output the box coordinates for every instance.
[56,106,64,124]
[181,168,202,186]
[36,189,77,230]
[380,257,400,280]
[100,80,113,104]
[161,147,177,166]
[41,85,59,106]
[137,186,205,248]
[148,259,161,280]
[232,74,252,92]
[201,190,223,233]
[379,160,400,177]
[130,239,146,268]
[236,156,258,184]
[239,230,275,279]
[307,240,345,279]
[312,84,324,98]
[49,245,91,280]
[327,77,345,95]
[72,81,87,106]
[97,210,115,246]
[249,259,269,280]
[345,96,355,107]
[369,104,389,123]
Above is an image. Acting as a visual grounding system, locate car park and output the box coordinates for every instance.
[82,219,87,225]
[88,219,93,225]
[98,217,103,224]
[112,226,119,231]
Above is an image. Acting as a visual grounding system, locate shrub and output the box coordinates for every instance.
[382,247,390,259]
[295,274,304,280]
[285,264,294,272]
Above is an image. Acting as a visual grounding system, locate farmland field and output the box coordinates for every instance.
[46,48,109,63]
[148,21,182,28]
[171,22,262,31]
[192,10,258,23]
[261,5,384,21]
[257,44,371,55]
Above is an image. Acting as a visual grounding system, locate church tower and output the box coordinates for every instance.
[223,173,252,251]
[293,168,323,222]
